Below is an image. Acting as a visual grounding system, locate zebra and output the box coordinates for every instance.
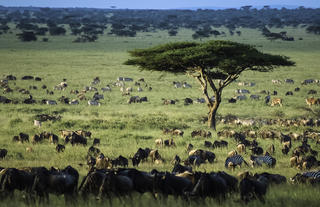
[302,171,320,178]
[250,155,276,167]
[291,171,320,184]
[225,155,249,169]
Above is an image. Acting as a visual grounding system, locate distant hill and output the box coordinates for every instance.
[175,5,315,10]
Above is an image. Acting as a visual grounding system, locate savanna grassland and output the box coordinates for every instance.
[0,17,320,206]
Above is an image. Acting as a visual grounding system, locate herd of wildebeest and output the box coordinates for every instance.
[0,74,320,204]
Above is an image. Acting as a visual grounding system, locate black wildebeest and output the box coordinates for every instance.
[78,169,108,201]
[0,149,7,159]
[33,165,79,204]
[111,155,129,168]
[0,168,35,202]
[56,144,65,153]
[240,176,269,204]
[98,171,134,200]
[131,148,150,166]
[190,172,228,202]
[153,171,193,199]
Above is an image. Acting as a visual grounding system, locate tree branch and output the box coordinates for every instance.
[193,67,213,108]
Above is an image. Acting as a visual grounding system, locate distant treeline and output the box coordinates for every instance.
[0,5,319,41]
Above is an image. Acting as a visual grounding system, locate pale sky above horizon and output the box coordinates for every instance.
[0,0,319,9]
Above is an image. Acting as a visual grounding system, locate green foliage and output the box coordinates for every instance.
[125,40,295,77]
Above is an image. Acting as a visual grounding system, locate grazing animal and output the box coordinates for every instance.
[251,146,264,155]
[155,138,163,147]
[204,141,212,148]
[225,155,249,169]
[26,147,33,153]
[56,144,65,153]
[153,171,193,198]
[75,130,92,138]
[282,145,290,155]
[285,91,293,96]
[0,148,8,159]
[308,90,317,95]
[186,143,194,152]
[266,144,275,155]
[34,120,42,128]
[132,148,150,166]
[306,97,320,107]
[290,156,301,167]
[228,98,237,103]
[171,155,181,166]
[112,155,129,167]
[92,138,100,146]
[190,172,228,201]
[163,128,184,137]
[250,154,276,167]
[240,176,269,203]
[96,154,112,170]
[184,98,193,105]
[237,144,246,154]
[291,171,320,184]
[270,98,282,106]
[191,130,211,138]
[88,100,100,106]
[148,149,162,163]
[228,150,238,158]
[163,138,176,147]
[172,163,192,174]
[212,140,228,149]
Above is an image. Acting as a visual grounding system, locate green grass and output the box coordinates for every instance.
[0,25,320,205]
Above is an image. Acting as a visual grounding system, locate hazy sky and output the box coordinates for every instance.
[0,0,319,9]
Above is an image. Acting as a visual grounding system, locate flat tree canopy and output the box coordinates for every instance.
[124,40,295,130]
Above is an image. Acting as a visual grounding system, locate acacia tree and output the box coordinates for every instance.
[124,40,295,130]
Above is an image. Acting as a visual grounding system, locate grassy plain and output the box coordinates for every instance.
[0,25,320,206]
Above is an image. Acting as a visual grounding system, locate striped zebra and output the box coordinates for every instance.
[291,171,320,184]
[225,155,249,169]
[250,155,276,167]
[302,171,320,178]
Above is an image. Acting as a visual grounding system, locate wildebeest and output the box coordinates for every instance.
[240,176,269,203]
[285,91,293,96]
[0,148,7,159]
[190,172,228,202]
[131,148,150,166]
[153,171,193,199]
[184,98,193,105]
[93,138,100,146]
[75,130,92,138]
[98,170,134,200]
[191,129,211,138]
[56,144,65,153]
[78,169,108,200]
[13,133,29,143]
[254,172,286,185]
[111,155,129,168]
[212,140,228,149]
[0,168,35,201]
[250,146,264,155]
[33,166,79,204]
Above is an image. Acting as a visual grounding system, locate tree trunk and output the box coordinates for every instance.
[208,94,221,130]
